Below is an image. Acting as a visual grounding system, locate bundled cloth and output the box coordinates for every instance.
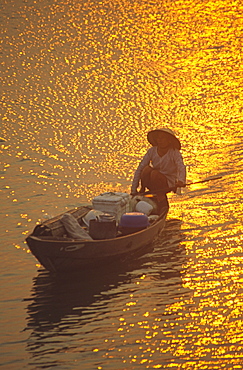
[60,213,93,240]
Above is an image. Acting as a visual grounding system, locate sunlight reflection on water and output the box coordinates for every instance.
[1,0,243,368]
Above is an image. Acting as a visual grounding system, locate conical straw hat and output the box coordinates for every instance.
[147,127,181,150]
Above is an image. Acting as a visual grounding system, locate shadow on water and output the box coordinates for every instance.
[24,264,134,331]
[23,219,188,367]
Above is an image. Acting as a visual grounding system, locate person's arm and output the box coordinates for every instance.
[174,150,186,187]
[131,149,152,194]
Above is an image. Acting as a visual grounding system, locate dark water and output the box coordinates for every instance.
[1,0,243,368]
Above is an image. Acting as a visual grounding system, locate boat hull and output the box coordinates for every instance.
[26,206,168,273]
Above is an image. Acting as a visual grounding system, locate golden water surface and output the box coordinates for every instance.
[1,0,243,368]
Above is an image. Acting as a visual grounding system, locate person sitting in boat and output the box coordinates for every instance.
[131,127,186,205]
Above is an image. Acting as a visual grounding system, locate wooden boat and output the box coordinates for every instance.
[26,201,169,273]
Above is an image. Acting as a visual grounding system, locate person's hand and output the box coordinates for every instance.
[175,181,186,187]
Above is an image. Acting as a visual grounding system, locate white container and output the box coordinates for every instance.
[92,192,131,223]
[135,201,153,215]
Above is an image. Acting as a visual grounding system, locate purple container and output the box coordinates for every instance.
[119,212,149,235]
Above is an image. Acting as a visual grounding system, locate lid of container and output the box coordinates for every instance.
[98,214,116,222]
[92,192,130,206]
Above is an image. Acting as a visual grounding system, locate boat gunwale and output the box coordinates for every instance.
[26,206,168,245]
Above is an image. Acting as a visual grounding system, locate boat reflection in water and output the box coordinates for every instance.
[24,219,189,369]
